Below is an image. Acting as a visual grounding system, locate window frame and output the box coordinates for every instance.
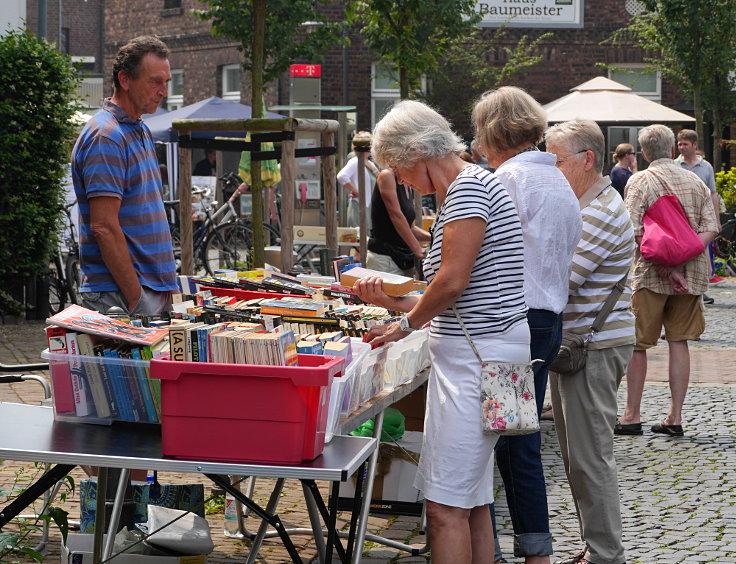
[608,64,661,101]
[222,64,242,102]
[167,69,184,111]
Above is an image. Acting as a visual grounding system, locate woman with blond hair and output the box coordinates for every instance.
[472,85,581,564]
[610,143,637,197]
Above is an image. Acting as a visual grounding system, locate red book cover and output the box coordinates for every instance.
[47,305,168,346]
[45,325,75,414]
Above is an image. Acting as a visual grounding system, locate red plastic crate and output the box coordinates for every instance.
[151,355,344,464]
[203,286,294,300]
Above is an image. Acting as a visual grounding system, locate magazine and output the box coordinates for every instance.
[47,305,168,346]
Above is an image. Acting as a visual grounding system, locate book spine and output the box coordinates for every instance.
[130,348,158,423]
[141,346,161,420]
[168,326,187,362]
[102,348,132,421]
[188,326,200,362]
[117,348,145,422]
[93,345,119,419]
[67,332,94,417]
[45,326,75,415]
[76,334,111,419]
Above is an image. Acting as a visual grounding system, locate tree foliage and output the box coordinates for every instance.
[194,0,345,88]
[421,28,551,136]
[607,0,736,170]
[346,0,482,100]
[0,29,79,315]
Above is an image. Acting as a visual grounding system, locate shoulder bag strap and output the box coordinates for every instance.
[452,306,483,364]
[589,271,629,336]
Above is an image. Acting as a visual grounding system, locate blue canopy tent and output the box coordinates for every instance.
[142,97,285,197]
[143,96,285,142]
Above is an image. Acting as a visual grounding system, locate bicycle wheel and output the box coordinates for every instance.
[47,262,65,315]
[201,223,255,275]
[64,253,82,305]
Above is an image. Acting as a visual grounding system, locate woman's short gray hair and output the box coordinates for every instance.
[371,100,466,169]
[545,119,605,174]
[638,124,675,161]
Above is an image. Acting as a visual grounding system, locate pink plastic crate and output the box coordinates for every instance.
[151,355,344,464]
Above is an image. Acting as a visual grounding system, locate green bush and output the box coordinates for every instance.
[716,167,736,213]
[0,29,80,316]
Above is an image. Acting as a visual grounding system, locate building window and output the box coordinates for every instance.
[222,64,241,102]
[609,65,661,101]
[60,27,69,53]
[163,0,181,8]
[370,62,425,126]
[168,69,183,111]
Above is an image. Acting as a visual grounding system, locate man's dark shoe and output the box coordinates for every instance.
[651,422,684,437]
[703,294,715,305]
[554,550,587,564]
[614,421,643,435]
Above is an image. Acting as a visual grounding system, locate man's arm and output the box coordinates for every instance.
[711,192,722,232]
[88,195,142,311]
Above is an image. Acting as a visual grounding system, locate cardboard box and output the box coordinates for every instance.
[390,384,426,432]
[339,431,424,504]
[62,533,206,563]
[293,225,358,244]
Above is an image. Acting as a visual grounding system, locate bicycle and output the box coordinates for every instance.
[713,212,736,275]
[165,173,280,275]
[47,202,81,315]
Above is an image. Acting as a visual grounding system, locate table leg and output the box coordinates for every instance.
[345,461,366,562]
[102,468,130,561]
[302,481,326,563]
[92,467,107,564]
[245,477,285,564]
[300,480,347,563]
[0,463,74,527]
[351,409,385,563]
[206,474,302,563]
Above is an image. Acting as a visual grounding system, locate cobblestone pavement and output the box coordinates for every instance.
[1,280,735,563]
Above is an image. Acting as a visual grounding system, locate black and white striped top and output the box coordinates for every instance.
[424,164,528,338]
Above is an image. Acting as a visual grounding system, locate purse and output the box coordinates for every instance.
[549,272,628,375]
[640,194,704,266]
[453,308,539,436]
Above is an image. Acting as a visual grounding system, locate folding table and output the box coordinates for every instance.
[0,402,376,563]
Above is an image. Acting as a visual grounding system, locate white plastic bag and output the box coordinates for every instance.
[146,505,215,555]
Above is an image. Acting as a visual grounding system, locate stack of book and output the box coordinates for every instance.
[45,305,169,424]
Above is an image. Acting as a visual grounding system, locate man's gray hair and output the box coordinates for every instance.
[371,100,466,169]
[638,124,675,161]
[113,35,169,90]
[544,119,605,174]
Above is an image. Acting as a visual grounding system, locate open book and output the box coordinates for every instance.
[47,305,168,346]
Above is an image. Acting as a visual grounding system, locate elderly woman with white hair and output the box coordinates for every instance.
[352,99,530,564]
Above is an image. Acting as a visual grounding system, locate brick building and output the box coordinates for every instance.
[25,0,105,109]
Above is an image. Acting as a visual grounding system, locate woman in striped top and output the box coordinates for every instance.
[352,100,529,564]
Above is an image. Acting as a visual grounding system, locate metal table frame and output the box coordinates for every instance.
[0,402,376,563]
[225,369,431,563]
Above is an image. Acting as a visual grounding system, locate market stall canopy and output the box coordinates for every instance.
[543,76,695,124]
[143,96,285,142]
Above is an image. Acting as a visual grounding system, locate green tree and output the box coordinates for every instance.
[346,0,482,100]
[421,27,551,136]
[608,0,736,170]
[0,29,79,316]
[194,0,344,267]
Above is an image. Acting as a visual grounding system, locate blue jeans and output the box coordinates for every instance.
[491,309,562,560]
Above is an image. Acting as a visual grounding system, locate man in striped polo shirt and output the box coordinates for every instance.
[72,36,178,315]
[545,120,636,564]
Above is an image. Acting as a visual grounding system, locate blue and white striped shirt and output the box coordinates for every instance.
[72,99,177,293]
[424,164,528,338]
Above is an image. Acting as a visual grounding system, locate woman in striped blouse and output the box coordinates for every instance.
[352,99,529,564]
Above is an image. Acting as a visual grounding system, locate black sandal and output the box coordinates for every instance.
[614,420,643,435]
[651,422,684,436]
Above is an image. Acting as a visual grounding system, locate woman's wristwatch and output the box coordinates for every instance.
[399,315,415,332]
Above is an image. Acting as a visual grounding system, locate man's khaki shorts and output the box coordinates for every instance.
[632,288,705,350]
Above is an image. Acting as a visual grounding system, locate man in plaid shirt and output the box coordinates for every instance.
[616,124,718,438]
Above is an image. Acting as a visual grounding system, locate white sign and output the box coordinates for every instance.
[475,0,583,28]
